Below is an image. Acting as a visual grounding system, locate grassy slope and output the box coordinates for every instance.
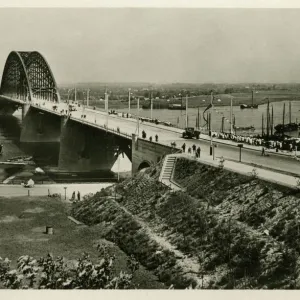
[0,196,163,289]
[172,159,300,288]
[72,159,300,289]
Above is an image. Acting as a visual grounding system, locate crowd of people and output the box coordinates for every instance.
[211,131,300,152]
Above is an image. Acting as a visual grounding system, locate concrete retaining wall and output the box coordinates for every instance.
[132,134,179,174]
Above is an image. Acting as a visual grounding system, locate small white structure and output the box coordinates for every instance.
[34,167,45,174]
[21,178,35,188]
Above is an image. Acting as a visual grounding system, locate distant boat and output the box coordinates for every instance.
[168,104,186,110]
[240,104,259,109]
[275,123,298,132]
[234,125,255,131]
[240,90,259,109]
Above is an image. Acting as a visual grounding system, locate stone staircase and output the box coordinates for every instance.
[159,155,182,191]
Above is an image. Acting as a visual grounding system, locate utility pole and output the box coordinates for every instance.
[210,91,213,156]
[197,107,200,130]
[185,94,188,128]
[221,116,225,133]
[230,97,233,134]
[105,90,108,130]
[128,88,131,115]
[271,105,274,136]
[150,90,153,120]
[74,87,77,102]
[282,102,285,138]
[266,99,270,139]
[262,113,264,137]
[289,101,292,124]
[137,97,140,136]
[86,89,89,107]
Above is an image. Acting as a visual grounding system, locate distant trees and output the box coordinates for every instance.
[224,88,234,94]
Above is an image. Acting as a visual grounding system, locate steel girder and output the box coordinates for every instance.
[0,51,60,102]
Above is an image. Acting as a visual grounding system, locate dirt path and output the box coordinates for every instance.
[108,195,204,287]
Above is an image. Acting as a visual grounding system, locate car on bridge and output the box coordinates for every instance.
[69,104,77,112]
[182,127,200,139]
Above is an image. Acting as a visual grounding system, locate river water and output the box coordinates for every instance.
[0,110,131,183]
[120,100,300,137]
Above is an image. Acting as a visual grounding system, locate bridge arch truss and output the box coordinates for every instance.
[0,51,60,102]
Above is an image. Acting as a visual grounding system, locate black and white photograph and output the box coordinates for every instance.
[0,0,300,293]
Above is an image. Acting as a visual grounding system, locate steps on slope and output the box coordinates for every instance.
[159,155,182,191]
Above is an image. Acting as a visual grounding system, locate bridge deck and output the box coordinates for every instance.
[1,96,300,176]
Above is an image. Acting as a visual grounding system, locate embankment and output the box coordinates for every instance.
[72,158,300,289]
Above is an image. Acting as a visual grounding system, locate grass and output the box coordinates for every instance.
[83,90,300,110]
[0,196,164,289]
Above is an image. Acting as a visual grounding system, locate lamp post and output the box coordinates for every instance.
[128,88,131,115]
[185,94,188,128]
[230,97,233,134]
[237,143,243,162]
[137,97,140,136]
[105,90,109,130]
[64,187,67,200]
[210,91,213,156]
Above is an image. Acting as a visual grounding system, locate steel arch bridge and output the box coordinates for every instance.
[0,51,60,102]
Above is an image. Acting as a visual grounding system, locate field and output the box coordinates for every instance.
[78,90,300,110]
[0,195,164,289]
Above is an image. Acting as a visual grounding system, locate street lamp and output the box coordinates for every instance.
[237,143,243,162]
[63,187,67,200]
[213,144,217,160]
[210,91,213,156]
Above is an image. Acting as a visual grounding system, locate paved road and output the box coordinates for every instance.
[0,183,113,198]
[5,97,300,176]
[173,153,299,189]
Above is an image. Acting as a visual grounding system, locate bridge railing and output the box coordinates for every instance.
[72,116,132,140]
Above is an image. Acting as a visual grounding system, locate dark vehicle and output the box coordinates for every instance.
[182,127,200,139]
[69,105,77,112]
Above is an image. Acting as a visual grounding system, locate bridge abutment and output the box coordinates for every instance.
[131,134,178,174]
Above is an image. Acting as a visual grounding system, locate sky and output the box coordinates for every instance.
[1,8,300,84]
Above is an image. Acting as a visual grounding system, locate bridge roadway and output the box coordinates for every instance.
[2,96,300,176]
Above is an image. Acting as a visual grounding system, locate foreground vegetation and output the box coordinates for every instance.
[72,159,300,289]
[0,247,138,289]
[0,196,163,289]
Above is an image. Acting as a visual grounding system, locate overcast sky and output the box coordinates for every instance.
[0,8,300,84]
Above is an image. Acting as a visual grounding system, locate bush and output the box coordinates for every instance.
[0,247,138,289]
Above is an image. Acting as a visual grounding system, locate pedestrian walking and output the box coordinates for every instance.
[188,147,191,154]
[155,134,158,142]
[142,130,146,139]
[77,191,81,201]
[192,144,196,154]
[71,191,75,201]
[149,136,152,142]
[262,147,265,156]
[197,146,201,158]
[182,143,186,153]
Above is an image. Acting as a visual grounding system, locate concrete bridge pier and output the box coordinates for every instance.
[20,106,62,143]
[58,119,125,173]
